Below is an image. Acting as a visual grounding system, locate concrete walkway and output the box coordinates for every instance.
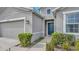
[28,38,46,51]
[29,36,51,51]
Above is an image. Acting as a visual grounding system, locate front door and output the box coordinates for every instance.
[47,22,54,35]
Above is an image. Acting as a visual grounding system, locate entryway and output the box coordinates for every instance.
[45,20,54,36]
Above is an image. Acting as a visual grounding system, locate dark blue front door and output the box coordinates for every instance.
[48,22,54,35]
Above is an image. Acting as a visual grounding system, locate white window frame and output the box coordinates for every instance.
[63,10,79,35]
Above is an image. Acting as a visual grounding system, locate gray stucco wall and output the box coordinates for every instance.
[31,13,44,42]
[55,7,79,39]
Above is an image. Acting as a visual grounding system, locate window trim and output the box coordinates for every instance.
[63,10,79,35]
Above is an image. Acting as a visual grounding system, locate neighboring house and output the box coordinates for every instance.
[0,7,44,42]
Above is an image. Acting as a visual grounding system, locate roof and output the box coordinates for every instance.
[16,7,44,19]
[32,11,44,19]
[52,7,66,12]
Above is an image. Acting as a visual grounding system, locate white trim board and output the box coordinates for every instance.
[0,17,26,23]
[63,10,79,14]
[32,32,43,34]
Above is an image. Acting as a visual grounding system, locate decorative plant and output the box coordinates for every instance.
[46,43,54,51]
[52,32,73,45]
[18,33,32,47]
[62,41,70,51]
[52,32,65,45]
[75,40,79,51]
[46,40,55,51]
[65,34,73,45]
[71,41,75,46]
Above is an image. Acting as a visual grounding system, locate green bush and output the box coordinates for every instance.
[18,33,32,47]
[71,41,75,46]
[65,34,73,45]
[62,41,70,50]
[46,40,56,51]
[75,40,79,51]
[52,32,73,45]
[52,32,65,45]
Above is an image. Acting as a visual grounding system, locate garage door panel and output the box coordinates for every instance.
[0,20,24,39]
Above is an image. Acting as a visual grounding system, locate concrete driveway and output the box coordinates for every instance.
[0,37,18,51]
[0,36,51,51]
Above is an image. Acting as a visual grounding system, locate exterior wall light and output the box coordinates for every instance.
[26,20,30,24]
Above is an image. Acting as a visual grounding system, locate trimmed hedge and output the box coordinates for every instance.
[18,33,32,47]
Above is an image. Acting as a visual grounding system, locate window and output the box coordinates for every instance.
[64,11,79,33]
[47,9,51,14]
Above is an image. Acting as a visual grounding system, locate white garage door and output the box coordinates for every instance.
[0,20,24,39]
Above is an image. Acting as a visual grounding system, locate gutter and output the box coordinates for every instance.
[52,7,66,18]
[0,17,25,23]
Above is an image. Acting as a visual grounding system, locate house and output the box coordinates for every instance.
[0,7,44,42]
[40,7,79,39]
[40,7,55,36]
[0,7,79,43]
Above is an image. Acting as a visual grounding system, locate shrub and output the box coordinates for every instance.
[52,32,65,45]
[65,34,73,45]
[62,41,70,50]
[46,40,56,51]
[52,32,73,45]
[71,41,75,46]
[75,40,79,51]
[46,43,51,51]
[46,40,55,51]
[18,33,32,47]
[51,37,58,46]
